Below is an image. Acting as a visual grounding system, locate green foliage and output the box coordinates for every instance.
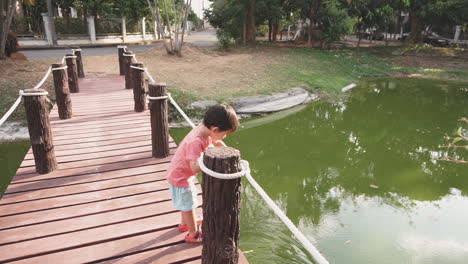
[205,1,244,40]
[216,29,232,50]
[440,117,468,164]
[317,0,353,48]
[167,88,204,122]
[55,17,88,34]
[188,9,203,29]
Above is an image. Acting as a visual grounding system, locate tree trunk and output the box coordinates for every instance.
[178,0,192,57]
[83,7,87,25]
[395,13,401,40]
[246,0,256,45]
[272,23,278,41]
[162,0,175,52]
[268,20,272,42]
[171,0,180,55]
[146,0,173,55]
[357,31,362,47]
[201,147,242,264]
[307,7,315,46]
[0,0,18,59]
[242,16,247,45]
[385,25,389,46]
[409,10,422,43]
[62,7,71,30]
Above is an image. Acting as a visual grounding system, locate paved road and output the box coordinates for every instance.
[21,28,217,59]
[21,43,159,59]
[185,28,217,48]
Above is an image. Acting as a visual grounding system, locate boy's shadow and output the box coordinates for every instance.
[101,228,200,264]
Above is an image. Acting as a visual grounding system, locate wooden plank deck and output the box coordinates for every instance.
[0,75,248,263]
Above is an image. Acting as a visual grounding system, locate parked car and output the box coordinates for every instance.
[398,32,450,47]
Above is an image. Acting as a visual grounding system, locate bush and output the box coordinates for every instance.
[216,29,232,50]
[55,17,88,35]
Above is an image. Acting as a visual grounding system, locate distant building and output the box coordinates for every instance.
[191,0,211,20]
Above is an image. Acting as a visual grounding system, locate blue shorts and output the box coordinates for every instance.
[169,184,199,211]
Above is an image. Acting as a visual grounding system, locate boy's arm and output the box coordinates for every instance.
[189,160,201,174]
[212,140,226,147]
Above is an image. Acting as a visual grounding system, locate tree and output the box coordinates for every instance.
[206,0,258,46]
[316,0,353,48]
[0,0,19,59]
[147,0,193,56]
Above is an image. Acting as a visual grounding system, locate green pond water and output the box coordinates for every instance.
[0,140,30,197]
[172,77,468,264]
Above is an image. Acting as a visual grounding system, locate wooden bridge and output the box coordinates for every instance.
[0,74,248,263]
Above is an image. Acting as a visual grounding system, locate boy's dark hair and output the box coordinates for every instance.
[203,104,239,132]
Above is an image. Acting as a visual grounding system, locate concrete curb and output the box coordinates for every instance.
[19,40,162,51]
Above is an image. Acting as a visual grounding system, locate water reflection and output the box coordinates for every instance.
[228,78,468,264]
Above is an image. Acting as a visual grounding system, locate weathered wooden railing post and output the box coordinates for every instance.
[148,82,169,158]
[131,62,146,112]
[123,51,134,90]
[51,63,72,119]
[21,89,58,174]
[65,53,80,93]
[72,47,85,78]
[202,147,242,264]
[118,45,127,75]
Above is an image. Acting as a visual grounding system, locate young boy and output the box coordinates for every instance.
[167,104,239,243]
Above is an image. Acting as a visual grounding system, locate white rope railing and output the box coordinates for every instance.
[0,49,74,127]
[52,66,68,71]
[144,68,155,83]
[147,95,168,100]
[0,66,53,127]
[130,65,147,71]
[124,48,329,264]
[19,90,49,96]
[198,156,250,179]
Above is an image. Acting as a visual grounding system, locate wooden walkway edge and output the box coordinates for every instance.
[0,75,248,264]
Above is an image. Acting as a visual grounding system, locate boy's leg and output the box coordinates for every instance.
[180,212,185,225]
[181,209,198,236]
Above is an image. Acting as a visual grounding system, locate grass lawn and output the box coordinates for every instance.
[1,44,467,123]
[268,46,468,94]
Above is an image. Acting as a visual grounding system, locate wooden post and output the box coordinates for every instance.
[148,82,169,158]
[65,53,79,93]
[52,63,72,119]
[131,62,146,112]
[123,51,134,90]
[118,45,127,75]
[202,147,242,264]
[72,47,85,78]
[22,88,58,174]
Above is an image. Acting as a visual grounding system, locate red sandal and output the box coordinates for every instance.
[178,219,203,232]
[185,231,203,243]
